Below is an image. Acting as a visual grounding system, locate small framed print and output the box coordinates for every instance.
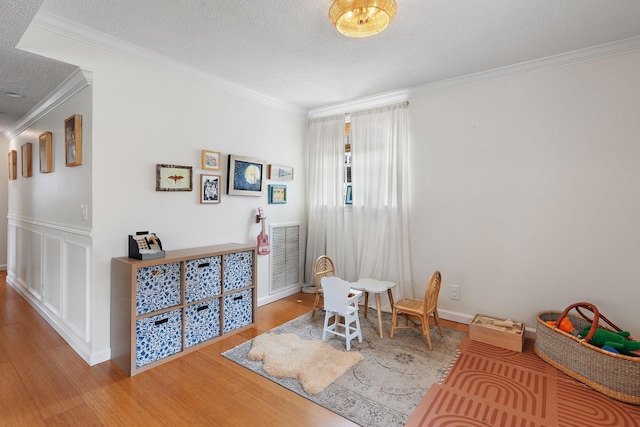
[39,131,53,173]
[200,174,221,204]
[21,143,32,178]
[268,164,294,181]
[65,114,82,167]
[345,184,353,205]
[201,150,221,170]
[227,154,266,196]
[8,150,17,180]
[268,184,287,204]
[156,164,193,191]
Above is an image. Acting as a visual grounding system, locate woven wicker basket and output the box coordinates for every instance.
[534,302,640,405]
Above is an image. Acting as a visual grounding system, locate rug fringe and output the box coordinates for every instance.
[437,349,461,385]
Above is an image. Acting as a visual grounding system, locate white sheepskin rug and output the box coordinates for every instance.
[247,332,364,394]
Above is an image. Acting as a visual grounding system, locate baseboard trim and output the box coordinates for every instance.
[438,309,475,325]
[5,275,110,365]
[258,286,303,307]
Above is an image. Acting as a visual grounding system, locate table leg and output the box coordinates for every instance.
[387,288,394,309]
[375,293,383,338]
[363,291,369,319]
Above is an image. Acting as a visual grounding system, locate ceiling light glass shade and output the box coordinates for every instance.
[329,0,397,38]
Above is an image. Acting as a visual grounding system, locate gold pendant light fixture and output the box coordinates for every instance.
[329,0,397,38]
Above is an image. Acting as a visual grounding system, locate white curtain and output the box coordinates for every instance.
[305,103,411,304]
[304,114,354,285]
[350,102,412,301]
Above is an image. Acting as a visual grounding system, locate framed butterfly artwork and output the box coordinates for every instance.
[156,164,193,191]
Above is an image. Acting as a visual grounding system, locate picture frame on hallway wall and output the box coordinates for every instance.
[8,150,17,180]
[65,114,82,167]
[268,164,294,181]
[21,143,32,178]
[201,150,221,171]
[156,164,193,191]
[268,184,287,204]
[200,174,221,204]
[39,131,53,173]
[227,154,266,196]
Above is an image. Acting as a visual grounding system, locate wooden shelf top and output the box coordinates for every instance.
[114,243,255,267]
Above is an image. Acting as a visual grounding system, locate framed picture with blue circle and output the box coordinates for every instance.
[268,184,287,204]
[227,154,266,196]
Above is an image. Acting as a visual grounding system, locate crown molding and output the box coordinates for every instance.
[308,89,410,119]
[31,11,308,118]
[4,68,92,140]
[26,10,640,122]
[309,35,640,118]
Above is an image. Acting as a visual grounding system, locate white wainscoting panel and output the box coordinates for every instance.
[7,216,93,363]
[63,240,90,342]
[28,231,43,300]
[16,226,29,287]
[43,236,63,316]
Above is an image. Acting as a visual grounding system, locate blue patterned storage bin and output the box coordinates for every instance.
[223,251,253,292]
[223,288,253,333]
[135,309,183,367]
[185,256,222,303]
[185,299,221,347]
[135,262,181,315]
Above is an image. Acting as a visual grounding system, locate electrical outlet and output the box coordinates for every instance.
[449,285,460,300]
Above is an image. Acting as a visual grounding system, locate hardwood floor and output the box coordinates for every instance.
[0,271,467,426]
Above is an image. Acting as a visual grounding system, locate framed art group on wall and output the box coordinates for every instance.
[7,113,85,180]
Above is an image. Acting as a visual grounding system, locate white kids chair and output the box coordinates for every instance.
[321,276,362,351]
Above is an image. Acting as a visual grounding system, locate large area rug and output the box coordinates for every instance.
[407,336,640,426]
[222,309,465,427]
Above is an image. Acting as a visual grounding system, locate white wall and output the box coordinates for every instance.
[408,51,640,337]
[18,23,307,364]
[0,132,7,269]
[7,84,94,361]
[7,89,92,227]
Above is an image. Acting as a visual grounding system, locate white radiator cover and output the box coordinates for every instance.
[269,222,302,295]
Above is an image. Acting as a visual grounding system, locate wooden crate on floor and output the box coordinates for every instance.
[469,314,525,352]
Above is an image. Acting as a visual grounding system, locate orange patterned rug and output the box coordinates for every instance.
[407,336,640,426]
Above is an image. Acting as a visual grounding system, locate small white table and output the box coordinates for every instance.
[350,278,396,338]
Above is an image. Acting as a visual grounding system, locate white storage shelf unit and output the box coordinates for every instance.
[111,243,256,376]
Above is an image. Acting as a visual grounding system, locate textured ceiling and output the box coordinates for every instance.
[0,0,78,134]
[3,0,640,134]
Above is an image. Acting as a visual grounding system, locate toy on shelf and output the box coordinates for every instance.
[129,231,164,260]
